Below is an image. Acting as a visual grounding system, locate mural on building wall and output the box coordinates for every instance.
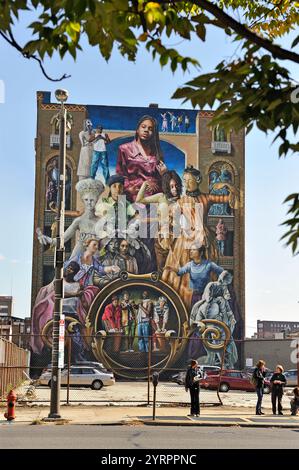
[31,106,243,377]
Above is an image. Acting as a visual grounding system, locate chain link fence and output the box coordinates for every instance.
[1,335,298,411]
[0,337,30,399]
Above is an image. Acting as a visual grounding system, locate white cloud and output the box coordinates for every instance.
[11,259,20,264]
[0,254,5,261]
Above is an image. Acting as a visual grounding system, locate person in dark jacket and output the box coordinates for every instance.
[290,387,299,416]
[253,360,267,415]
[270,365,287,415]
[185,359,203,417]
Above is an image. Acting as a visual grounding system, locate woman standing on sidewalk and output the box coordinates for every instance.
[253,360,267,415]
[185,360,203,417]
[270,365,287,415]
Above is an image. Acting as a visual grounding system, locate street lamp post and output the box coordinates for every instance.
[48,89,69,419]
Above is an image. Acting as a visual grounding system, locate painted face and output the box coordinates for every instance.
[169,178,179,197]
[119,240,129,255]
[85,119,93,131]
[86,240,98,255]
[159,300,166,309]
[123,293,130,302]
[189,247,200,260]
[183,173,198,192]
[142,291,149,300]
[82,192,97,210]
[107,240,117,254]
[112,299,119,307]
[110,183,124,200]
[64,264,75,280]
[137,119,154,142]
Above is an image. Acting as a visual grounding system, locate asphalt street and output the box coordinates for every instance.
[1,425,299,449]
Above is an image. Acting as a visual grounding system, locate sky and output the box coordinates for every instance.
[0,10,298,337]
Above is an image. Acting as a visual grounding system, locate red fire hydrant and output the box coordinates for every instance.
[4,389,17,421]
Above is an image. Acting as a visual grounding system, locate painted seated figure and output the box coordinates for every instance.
[190,270,238,369]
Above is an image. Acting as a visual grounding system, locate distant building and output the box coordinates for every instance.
[0,296,31,349]
[0,296,13,317]
[0,315,31,350]
[257,320,299,339]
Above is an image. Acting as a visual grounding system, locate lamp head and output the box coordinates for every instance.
[55,89,69,103]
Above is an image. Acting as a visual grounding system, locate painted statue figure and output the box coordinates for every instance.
[190,270,238,369]
[37,178,105,258]
[215,218,227,256]
[77,119,94,180]
[161,113,168,132]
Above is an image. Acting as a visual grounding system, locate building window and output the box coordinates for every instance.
[211,126,231,154]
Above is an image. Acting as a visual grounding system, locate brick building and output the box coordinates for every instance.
[30,91,245,371]
[257,320,299,339]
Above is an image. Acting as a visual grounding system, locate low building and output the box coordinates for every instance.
[257,320,299,339]
[0,315,31,350]
[0,296,13,317]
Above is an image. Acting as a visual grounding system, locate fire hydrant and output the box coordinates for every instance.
[4,389,17,421]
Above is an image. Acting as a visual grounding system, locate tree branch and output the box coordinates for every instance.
[0,31,70,82]
[160,0,299,64]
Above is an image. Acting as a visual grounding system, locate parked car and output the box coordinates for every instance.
[201,370,271,394]
[39,366,115,390]
[284,369,298,387]
[171,366,221,385]
[75,361,109,372]
[41,361,108,375]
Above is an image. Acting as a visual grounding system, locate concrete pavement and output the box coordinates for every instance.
[1,404,299,428]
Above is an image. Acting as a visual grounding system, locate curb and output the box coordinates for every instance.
[140,419,299,429]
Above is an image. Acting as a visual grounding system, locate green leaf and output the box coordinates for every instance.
[195,23,206,41]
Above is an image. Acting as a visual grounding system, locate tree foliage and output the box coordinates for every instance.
[1,0,299,252]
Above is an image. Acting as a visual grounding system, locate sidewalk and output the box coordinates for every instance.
[1,405,299,428]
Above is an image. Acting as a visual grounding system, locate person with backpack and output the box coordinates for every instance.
[270,365,287,415]
[185,359,203,417]
[253,360,267,415]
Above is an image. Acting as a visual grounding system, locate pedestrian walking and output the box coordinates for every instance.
[185,359,203,417]
[253,360,267,415]
[270,365,287,415]
[290,387,299,416]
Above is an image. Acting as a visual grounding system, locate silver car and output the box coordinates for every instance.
[284,369,298,387]
[39,366,115,390]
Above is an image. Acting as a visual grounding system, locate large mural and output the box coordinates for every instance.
[31,106,243,378]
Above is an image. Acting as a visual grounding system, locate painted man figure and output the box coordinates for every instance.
[90,125,111,183]
[120,291,137,352]
[102,295,121,332]
[137,291,153,353]
[114,238,138,274]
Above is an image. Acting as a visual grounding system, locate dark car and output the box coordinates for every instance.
[201,370,271,393]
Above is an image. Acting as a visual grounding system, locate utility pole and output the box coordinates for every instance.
[47,89,69,419]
